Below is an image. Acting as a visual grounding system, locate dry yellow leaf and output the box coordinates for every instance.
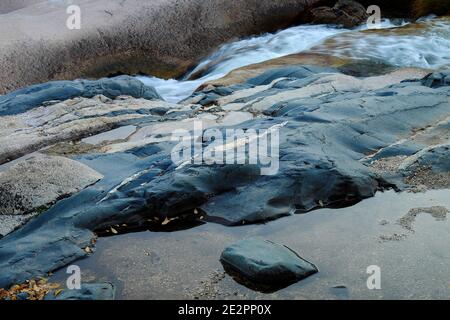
[11,285,20,291]
[54,289,63,297]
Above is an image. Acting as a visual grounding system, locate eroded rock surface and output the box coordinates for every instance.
[0,66,449,289]
[0,91,171,164]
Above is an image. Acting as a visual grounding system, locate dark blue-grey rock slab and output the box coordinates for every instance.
[220,239,318,291]
[421,69,450,88]
[246,65,337,86]
[0,76,161,116]
[186,65,336,106]
[45,283,115,300]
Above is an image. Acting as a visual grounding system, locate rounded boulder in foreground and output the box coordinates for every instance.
[220,238,318,291]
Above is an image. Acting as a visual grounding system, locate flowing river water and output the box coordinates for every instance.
[137,16,450,103]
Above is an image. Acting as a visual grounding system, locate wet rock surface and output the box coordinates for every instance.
[44,283,115,300]
[44,189,449,300]
[309,0,369,28]
[220,238,318,291]
[0,65,449,291]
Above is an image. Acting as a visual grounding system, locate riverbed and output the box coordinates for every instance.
[49,189,450,299]
[2,10,450,300]
[44,16,450,300]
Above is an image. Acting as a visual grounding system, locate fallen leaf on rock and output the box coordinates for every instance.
[0,279,61,300]
[54,289,63,297]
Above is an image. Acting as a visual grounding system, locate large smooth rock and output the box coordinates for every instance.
[220,239,318,291]
[0,154,102,216]
[0,76,161,116]
[0,0,320,93]
[0,154,103,238]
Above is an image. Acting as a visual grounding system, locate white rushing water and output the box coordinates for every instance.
[309,16,450,70]
[137,24,348,103]
[137,17,450,103]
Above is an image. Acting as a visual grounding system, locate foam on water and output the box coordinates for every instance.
[137,17,449,103]
[309,16,450,69]
[137,24,347,103]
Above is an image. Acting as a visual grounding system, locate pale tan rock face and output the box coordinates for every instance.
[0,0,44,14]
[0,0,319,94]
